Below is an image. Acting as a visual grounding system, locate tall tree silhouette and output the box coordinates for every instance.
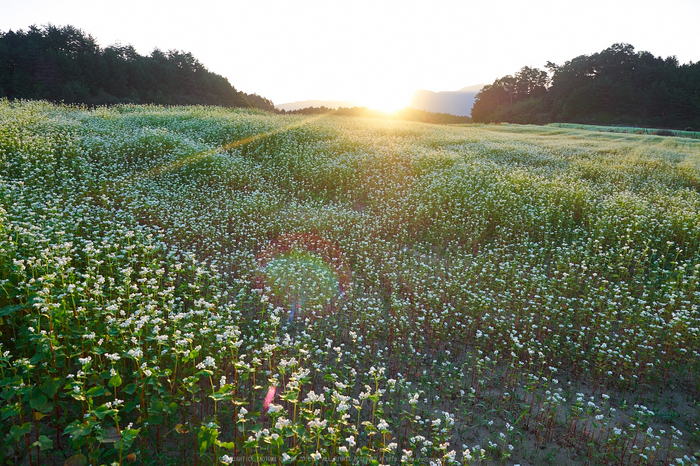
[472,43,700,129]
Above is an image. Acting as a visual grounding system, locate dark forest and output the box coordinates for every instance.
[0,24,275,111]
[472,43,700,129]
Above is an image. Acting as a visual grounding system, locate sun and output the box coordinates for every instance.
[355,88,410,114]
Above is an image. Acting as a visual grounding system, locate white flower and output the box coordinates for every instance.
[303,391,325,403]
[275,417,290,429]
[310,451,322,461]
[203,356,216,368]
[307,418,328,430]
[266,403,283,414]
[377,419,389,431]
[346,435,356,447]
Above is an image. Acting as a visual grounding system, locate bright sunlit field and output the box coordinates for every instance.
[1,100,699,466]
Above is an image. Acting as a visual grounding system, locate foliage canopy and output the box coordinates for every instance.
[472,43,700,129]
[0,24,275,110]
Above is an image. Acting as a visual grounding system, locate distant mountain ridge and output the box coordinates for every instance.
[276,99,357,111]
[408,85,484,117]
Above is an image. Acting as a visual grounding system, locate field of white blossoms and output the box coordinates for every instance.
[1,100,699,466]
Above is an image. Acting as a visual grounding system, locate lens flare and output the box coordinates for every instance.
[262,385,277,416]
[256,233,351,322]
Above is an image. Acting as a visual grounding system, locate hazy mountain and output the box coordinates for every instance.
[408,84,484,117]
[276,99,357,111]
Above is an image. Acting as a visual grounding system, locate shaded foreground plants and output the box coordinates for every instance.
[1,100,699,465]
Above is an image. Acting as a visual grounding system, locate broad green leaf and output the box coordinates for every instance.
[29,352,45,364]
[32,435,53,451]
[97,426,120,443]
[1,403,21,420]
[0,304,22,317]
[64,454,87,466]
[123,401,139,413]
[109,372,122,388]
[85,386,106,398]
[64,420,93,440]
[41,377,64,398]
[10,422,32,440]
[30,394,53,413]
[122,383,137,395]
[114,428,140,451]
[92,404,117,420]
[197,425,219,452]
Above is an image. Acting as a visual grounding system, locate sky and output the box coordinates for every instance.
[2,0,700,111]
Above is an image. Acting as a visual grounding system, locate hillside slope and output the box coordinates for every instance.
[408,84,483,116]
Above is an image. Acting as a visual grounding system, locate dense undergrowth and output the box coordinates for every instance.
[1,100,699,465]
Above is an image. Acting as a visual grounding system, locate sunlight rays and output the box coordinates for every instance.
[107,112,331,191]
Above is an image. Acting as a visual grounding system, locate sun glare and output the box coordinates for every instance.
[356,88,410,113]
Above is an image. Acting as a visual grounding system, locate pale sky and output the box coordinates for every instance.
[2,0,699,111]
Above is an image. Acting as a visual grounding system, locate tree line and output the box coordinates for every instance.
[471,43,700,129]
[0,24,275,111]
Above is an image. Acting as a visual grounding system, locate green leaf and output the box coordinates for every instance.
[150,400,166,413]
[32,435,53,451]
[243,437,258,449]
[0,375,21,388]
[197,425,219,453]
[114,428,140,451]
[64,454,87,466]
[109,373,122,388]
[30,394,53,413]
[41,377,64,398]
[92,404,118,420]
[10,422,32,440]
[122,383,137,395]
[0,304,22,317]
[29,352,45,364]
[1,402,21,420]
[97,426,120,443]
[209,392,231,401]
[123,401,139,413]
[85,386,106,398]
[64,420,93,440]
[280,390,299,402]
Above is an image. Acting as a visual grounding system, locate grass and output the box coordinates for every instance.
[1,99,699,465]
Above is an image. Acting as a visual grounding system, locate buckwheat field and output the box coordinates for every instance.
[1,100,699,465]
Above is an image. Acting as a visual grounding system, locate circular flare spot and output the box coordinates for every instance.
[256,233,351,321]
